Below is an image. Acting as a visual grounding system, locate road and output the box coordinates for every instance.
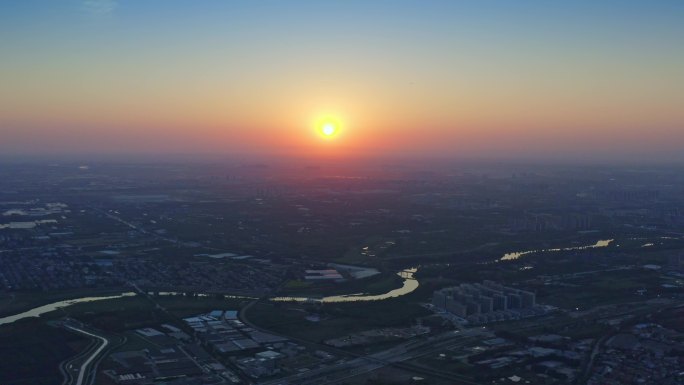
[257,329,485,385]
[94,206,221,249]
[63,324,109,385]
[59,338,98,385]
[240,299,485,384]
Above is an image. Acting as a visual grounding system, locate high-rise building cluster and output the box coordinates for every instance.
[432,280,540,324]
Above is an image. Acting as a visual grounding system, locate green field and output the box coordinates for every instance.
[536,269,673,310]
[247,297,430,343]
[0,319,88,385]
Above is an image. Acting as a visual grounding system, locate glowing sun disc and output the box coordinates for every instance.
[322,123,336,136]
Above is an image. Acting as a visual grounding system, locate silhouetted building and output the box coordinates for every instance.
[432,281,537,323]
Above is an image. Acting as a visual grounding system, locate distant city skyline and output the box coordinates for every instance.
[1,0,683,161]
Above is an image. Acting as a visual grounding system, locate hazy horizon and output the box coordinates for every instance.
[1,1,683,161]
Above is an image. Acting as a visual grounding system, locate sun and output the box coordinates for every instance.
[317,119,340,139]
[322,123,336,136]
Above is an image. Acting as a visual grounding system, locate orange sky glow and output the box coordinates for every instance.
[1,1,683,161]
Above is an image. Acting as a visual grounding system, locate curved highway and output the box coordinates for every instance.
[63,325,109,385]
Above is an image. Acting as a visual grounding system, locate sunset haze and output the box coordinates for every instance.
[1,0,683,161]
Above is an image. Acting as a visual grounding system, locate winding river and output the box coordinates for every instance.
[0,239,616,325]
[270,267,419,303]
[0,292,136,326]
[500,239,614,261]
[0,270,419,326]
